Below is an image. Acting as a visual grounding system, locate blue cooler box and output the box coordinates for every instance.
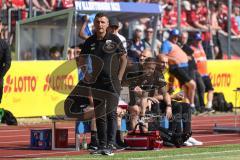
[30,129,52,150]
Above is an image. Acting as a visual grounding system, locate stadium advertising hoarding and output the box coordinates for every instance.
[0,61,78,117]
[0,60,239,117]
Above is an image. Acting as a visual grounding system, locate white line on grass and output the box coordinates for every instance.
[129,149,240,160]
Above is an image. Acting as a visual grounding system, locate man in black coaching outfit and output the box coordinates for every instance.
[0,20,11,104]
[80,13,127,156]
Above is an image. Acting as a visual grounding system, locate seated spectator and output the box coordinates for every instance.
[125,49,152,129]
[157,55,203,146]
[128,57,171,132]
[128,26,145,63]
[142,27,161,56]
[49,46,62,60]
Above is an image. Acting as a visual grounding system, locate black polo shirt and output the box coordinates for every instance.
[129,71,167,97]
[0,39,11,79]
[81,33,126,82]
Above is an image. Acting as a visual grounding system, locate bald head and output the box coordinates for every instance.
[157,54,168,72]
[139,49,152,64]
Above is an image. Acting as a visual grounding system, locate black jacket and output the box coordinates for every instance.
[0,39,11,79]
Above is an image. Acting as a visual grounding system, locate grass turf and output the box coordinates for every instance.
[31,144,240,160]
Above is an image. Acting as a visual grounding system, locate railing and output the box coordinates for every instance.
[8,8,51,34]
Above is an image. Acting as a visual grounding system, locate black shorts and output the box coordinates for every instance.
[0,79,3,103]
[128,91,140,106]
[169,66,191,86]
[202,75,214,92]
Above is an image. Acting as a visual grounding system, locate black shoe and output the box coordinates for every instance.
[163,141,175,147]
[88,142,98,151]
[108,143,125,151]
[101,147,114,156]
[90,147,114,156]
[116,140,128,148]
[90,148,102,155]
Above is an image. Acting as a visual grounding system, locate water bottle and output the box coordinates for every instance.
[81,134,88,150]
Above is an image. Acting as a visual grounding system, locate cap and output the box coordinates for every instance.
[134,25,144,32]
[109,18,119,27]
[194,32,202,41]
[182,1,191,11]
[169,29,180,36]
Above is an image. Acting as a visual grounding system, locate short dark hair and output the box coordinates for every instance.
[94,12,108,20]
[144,57,156,65]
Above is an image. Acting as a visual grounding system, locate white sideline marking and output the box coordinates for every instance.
[0,151,79,158]
[129,149,240,160]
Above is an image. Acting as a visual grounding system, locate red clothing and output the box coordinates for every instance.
[62,0,74,8]
[231,16,239,35]
[11,0,25,7]
[218,13,239,35]
[190,8,210,41]
[162,10,177,28]
[181,11,188,27]
[53,0,74,9]
[217,12,228,31]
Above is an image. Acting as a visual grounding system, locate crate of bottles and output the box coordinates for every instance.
[30,129,52,150]
[30,128,68,149]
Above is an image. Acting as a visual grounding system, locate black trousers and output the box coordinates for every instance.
[0,79,3,103]
[92,80,121,147]
[152,101,191,134]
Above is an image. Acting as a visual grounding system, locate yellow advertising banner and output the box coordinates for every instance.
[207,60,240,107]
[0,60,78,117]
[0,60,239,117]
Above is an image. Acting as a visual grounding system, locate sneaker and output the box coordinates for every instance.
[88,142,98,150]
[187,137,203,146]
[90,148,103,155]
[205,108,215,113]
[183,140,193,146]
[108,143,125,151]
[90,147,114,156]
[101,147,114,156]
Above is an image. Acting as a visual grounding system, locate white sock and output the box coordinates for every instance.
[190,104,195,108]
[206,102,212,108]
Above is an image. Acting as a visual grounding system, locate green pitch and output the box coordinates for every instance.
[32,144,240,160]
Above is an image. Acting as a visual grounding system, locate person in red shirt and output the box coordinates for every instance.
[162,2,177,29]
[217,2,239,36]
[181,0,195,29]
[190,0,213,59]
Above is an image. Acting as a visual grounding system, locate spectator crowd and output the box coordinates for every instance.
[0,0,240,60]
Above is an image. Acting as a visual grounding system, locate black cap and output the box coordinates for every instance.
[109,18,119,27]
